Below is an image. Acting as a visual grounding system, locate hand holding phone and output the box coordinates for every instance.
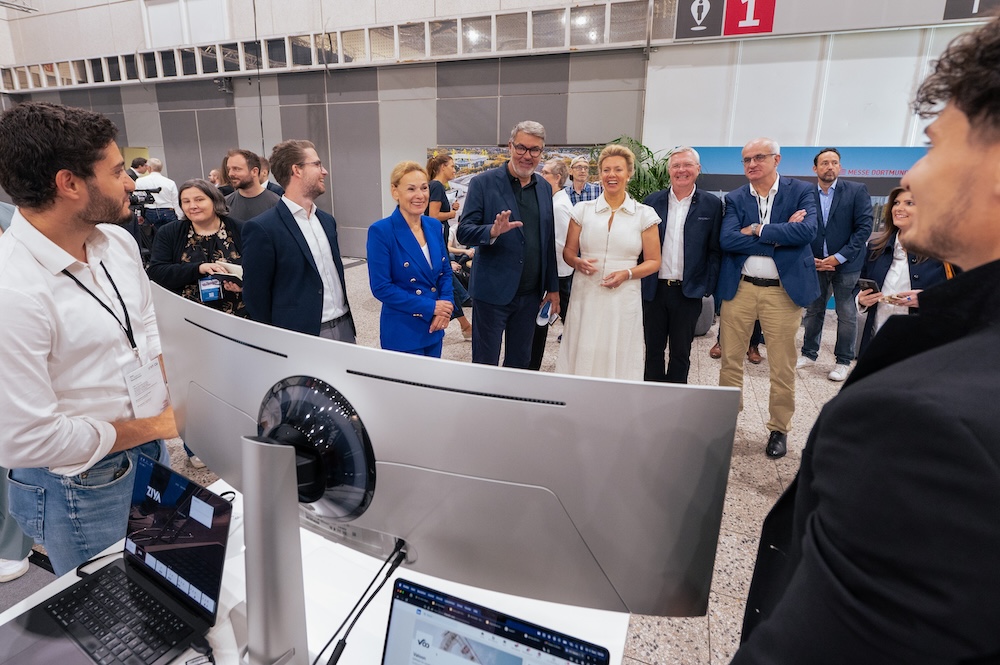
[856,278,879,293]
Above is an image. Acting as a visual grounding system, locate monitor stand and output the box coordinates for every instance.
[229,435,310,665]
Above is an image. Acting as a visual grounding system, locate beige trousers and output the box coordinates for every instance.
[719,280,802,434]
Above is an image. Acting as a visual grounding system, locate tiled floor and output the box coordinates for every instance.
[167,259,849,665]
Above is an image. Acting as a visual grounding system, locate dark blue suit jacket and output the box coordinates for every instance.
[719,176,820,308]
[641,186,723,301]
[856,231,949,357]
[456,164,558,306]
[366,208,453,353]
[241,200,351,336]
[811,179,874,274]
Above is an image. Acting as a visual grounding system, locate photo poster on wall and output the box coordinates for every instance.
[426,146,596,209]
[694,146,927,232]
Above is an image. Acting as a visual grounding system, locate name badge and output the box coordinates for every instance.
[199,276,222,302]
[124,358,170,418]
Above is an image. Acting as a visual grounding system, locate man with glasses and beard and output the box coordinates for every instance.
[242,139,355,342]
[457,121,560,368]
[0,102,178,575]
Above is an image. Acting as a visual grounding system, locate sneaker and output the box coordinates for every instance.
[187,455,206,469]
[0,557,30,583]
[796,356,815,370]
[828,364,850,382]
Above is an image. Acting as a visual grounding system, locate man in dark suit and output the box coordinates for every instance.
[242,139,354,341]
[641,147,722,383]
[718,137,819,459]
[126,157,147,181]
[733,18,1000,663]
[456,121,559,368]
[797,148,873,382]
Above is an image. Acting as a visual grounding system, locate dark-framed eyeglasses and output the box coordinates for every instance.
[297,160,324,169]
[742,153,776,165]
[510,143,543,158]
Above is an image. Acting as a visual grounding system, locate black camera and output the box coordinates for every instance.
[129,187,161,210]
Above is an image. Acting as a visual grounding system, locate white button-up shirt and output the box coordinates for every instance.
[135,171,182,217]
[0,211,161,475]
[282,196,348,322]
[742,175,781,279]
[659,186,694,280]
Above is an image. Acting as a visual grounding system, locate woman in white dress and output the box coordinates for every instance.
[555,144,661,379]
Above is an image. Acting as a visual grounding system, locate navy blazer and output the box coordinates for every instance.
[241,200,351,336]
[718,176,820,308]
[456,164,559,306]
[811,179,874,273]
[641,186,723,301]
[366,208,454,353]
[856,231,949,357]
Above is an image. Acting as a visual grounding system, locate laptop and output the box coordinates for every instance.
[0,454,232,665]
[381,579,611,665]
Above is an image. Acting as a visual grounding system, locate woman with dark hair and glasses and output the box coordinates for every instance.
[148,178,247,318]
[855,186,951,357]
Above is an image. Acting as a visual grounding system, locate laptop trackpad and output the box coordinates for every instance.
[0,607,92,665]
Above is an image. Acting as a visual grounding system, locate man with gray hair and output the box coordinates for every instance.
[135,157,181,228]
[717,137,818,459]
[641,147,723,383]
[457,121,560,368]
[564,155,602,205]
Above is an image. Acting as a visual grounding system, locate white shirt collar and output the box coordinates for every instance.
[10,209,112,275]
[594,193,638,214]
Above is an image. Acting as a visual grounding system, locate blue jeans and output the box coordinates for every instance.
[801,269,860,365]
[7,440,166,576]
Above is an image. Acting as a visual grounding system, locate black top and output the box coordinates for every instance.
[507,168,541,295]
[147,216,247,317]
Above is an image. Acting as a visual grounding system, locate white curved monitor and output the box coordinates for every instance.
[152,284,739,616]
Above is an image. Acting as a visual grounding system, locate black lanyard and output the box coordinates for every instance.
[61,262,138,353]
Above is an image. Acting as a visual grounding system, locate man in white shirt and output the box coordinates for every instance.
[641,147,723,383]
[134,157,181,228]
[241,139,355,341]
[717,138,819,459]
[0,102,178,575]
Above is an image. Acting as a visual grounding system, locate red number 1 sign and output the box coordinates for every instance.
[723,0,776,36]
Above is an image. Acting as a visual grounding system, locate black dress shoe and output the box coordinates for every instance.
[765,431,787,459]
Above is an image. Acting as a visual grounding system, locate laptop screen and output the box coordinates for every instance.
[123,454,232,625]
[382,579,610,665]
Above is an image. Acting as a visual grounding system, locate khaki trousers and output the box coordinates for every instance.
[719,280,802,434]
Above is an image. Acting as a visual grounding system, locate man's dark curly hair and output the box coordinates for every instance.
[913,15,1000,142]
[0,102,119,210]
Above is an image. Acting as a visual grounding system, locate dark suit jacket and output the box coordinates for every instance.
[856,231,949,356]
[734,260,1000,664]
[811,179,874,273]
[640,186,723,301]
[241,201,351,336]
[718,176,820,307]
[366,208,453,353]
[456,164,558,306]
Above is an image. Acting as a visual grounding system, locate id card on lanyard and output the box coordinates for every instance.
[62,262,169,418]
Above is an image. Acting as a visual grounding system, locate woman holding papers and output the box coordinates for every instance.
[148,178,247,318]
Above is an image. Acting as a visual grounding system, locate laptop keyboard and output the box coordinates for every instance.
[45,565,193,665]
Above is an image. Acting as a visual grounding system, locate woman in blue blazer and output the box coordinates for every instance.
[367,162,454,356]
[856,186,950,357]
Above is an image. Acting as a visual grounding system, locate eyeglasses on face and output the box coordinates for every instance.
[742,153,776,165]
[511,143,543,157]
[297,160,324,169]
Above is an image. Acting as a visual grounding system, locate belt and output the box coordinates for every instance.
[321,311,351,327]
[742,275,781,287]
[659,279,683,287]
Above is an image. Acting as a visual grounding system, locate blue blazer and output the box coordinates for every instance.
[241,201,351,336]
[811,179,874,274]
[641,187,723,301]
[456,164,559,306]
[856,231,950,357]
[718,176,820,308]
[367,209,454,353]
